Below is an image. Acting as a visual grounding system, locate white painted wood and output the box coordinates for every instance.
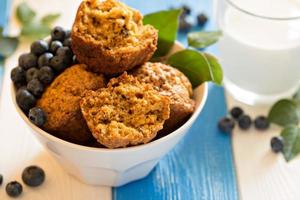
[227,93,300,200]
[0,0,111,199]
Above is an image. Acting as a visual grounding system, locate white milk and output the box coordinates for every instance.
[218,0,300,105]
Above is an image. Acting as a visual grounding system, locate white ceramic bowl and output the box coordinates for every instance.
[11,43,208,187]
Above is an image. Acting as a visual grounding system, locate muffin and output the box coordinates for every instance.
[80,73,170,148]
[37,64,106,144]
[131,62,195,133]
[71,0,158,75]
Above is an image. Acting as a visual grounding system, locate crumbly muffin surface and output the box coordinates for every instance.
[74,0,155,49]
[131,62,195,133]
[80,73,170,148]
[37,64,106,144]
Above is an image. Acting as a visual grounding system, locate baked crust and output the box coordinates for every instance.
[130,62,195,134]
[37,64,106,144]
[71,0,158,75]
[80,73,170,148]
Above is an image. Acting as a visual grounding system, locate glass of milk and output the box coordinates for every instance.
[215,0,300,105]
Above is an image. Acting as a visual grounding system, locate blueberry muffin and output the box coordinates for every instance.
[71,0,158,75]
[131,62,195,134]
[80,73,170,148]
[37,64,106,144]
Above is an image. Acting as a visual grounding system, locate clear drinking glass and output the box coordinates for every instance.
[215,0,300,105]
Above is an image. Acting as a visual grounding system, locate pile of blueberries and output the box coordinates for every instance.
[0,166,45,197]
[178,5,208,32]
[11,26,76,128]
[218,107,284,153]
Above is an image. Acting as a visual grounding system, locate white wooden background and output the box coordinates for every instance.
[1,0,300,199]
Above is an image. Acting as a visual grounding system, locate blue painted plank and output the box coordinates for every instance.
[0,0,11,90]
[114,1,238,200]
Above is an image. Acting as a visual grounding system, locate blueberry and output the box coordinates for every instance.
[63,37,72,47]
[197,13,208,27]
[271,136,284,153]
[6,181,23,197]
[26,68,39,83]
[179,17,192,32]
[38,52,54,68]
[38,66,54,85]
[65,30,71,38]
[51,26,66,41]
[218,117,235,133]
[0,174,3,185]
[230,106,244,119]
[30,40,49,56]
[49,40,63,54]
[73,55,78,64]
[50,56,68,72]
[238,115,252,130]
[57,46,73,59]
[27,79,44,97]
[254,116,270,130]
[11,67,26,86]
[182,5,191,16]
[22,165,45,187]
[18,53,37,70]
[28,107,47,127]
[16,88,36,112]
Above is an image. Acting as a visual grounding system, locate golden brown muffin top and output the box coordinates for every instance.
[73,0,157,49]
[80,73,170,148]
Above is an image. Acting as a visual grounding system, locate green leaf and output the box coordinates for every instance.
[41,13,61,26]
[0,37,19,57]
[281,125,300,162]
[144,9,181,58]
[293,88,300,101]
[268,99,300,127]
[16,2,36,25]
[166,49,223,87]
[188,31,222,49]
[21,22,51,40]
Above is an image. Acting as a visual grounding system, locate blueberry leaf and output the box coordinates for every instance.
[21,22,51,40]
[166,49,223,87]
[144,9,181,58]
[16,2,36,25]
[188,31,222,49]
[281,125,300,162]
[41,13,61,26]
[0,36,19,57]
[268,99,300,127]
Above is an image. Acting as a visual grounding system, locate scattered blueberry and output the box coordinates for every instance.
[65,30,71,38]
[218,117,235,133]
[179,17,192,32]
[6,181,23,197]
[27,79,44,97]
[197,13,208,27]
[0,174,3,185]
[38,52,54,68]
[254,116,270,130]
[28,107,47,127]
[16,88,36,112]
[51,26,66,41]
[271,136,284,153]
[26,68,39,83]
[238,115,252,130]
[18,53,37,70]
[50,56,68,72]
[230,107,244,119]
[11,67,26,86]
[63,38,72,47]
[38,66,54,85]
[22,166,45,187]
[30,40,49,56]
[49,40,63,54]
[182,5,191,16]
